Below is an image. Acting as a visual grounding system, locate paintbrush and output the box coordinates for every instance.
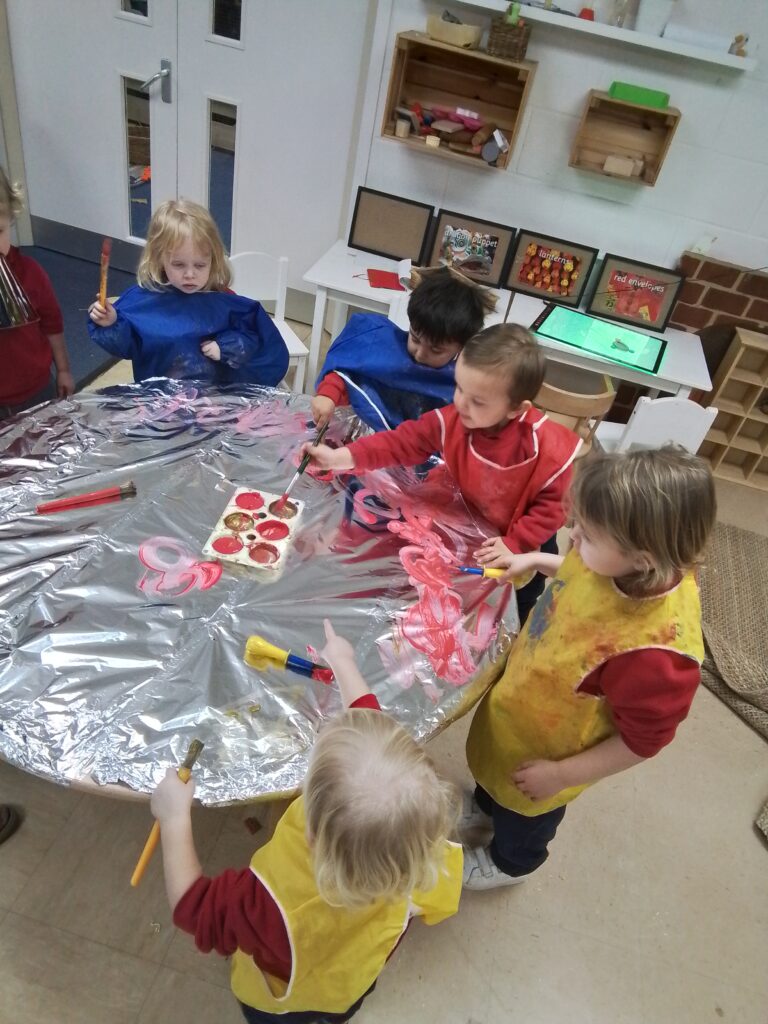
[98,237,112,307]
[274,420,330,512]
[130,738,204,887]
[36,481,136,515]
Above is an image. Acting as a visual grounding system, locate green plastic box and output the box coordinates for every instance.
[608,81,670,109]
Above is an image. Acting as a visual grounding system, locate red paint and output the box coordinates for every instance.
[311,666,335,684]
[269,499,298,519]
[212,535,243,554]
[138,537,223,597]
[248,543,279,565]
[257,520,290,541]
[236,491,264,511]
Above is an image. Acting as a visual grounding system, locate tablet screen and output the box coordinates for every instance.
[531,305,667,374]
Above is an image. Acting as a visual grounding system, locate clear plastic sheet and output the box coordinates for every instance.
[0,381,517,804]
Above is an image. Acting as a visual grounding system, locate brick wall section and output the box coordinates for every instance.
[671,252,768,336]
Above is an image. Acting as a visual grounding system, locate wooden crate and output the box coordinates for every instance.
[382,31,536,171]
[569,90,681,186]
[700,328,768,490]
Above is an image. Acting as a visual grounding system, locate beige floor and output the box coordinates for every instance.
[1,360,767,1024]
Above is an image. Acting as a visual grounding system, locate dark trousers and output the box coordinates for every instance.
[515,533,559,627]
[239,982,374,1024]
[475,784,565,877]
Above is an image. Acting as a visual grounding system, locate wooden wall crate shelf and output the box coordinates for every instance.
[569,90,681,186]
[382,31,536,171]
[701,328,768,490]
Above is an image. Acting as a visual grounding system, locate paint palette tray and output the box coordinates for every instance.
[202,488,303,576]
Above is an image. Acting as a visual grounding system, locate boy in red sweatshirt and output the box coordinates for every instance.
[304,325,582,623]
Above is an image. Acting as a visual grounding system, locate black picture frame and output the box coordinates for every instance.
[504,229,599,307]
[586,254,685,332]
[426,209,516,288]
[347,186,434,265]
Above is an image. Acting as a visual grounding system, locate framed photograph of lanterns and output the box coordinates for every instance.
[586,254,684,332]
[426,209,516,288]
[505,230,598,307]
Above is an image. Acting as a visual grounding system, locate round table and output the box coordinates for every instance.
[0,381,515,804]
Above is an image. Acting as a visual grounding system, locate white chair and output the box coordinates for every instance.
[596,397,718,454]
[229,252,309,392]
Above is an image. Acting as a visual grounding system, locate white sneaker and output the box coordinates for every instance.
[462,846,526,891]
[458,789,492,833]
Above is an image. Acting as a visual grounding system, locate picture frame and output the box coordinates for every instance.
[426,209,516,288]
[505,230,598,307]
[347,187,434,265]
[586,254,685,332]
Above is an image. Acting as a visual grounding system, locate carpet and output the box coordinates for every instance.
[699,521,768,842]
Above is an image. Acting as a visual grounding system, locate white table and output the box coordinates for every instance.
[507,294,712,398]
[302,241,407,391]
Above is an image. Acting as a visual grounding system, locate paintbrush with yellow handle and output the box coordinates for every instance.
[130,738,204,887]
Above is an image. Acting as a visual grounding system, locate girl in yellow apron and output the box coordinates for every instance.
[150,621,462,1023]
[464,446,716,890]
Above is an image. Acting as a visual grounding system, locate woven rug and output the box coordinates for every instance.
[699,522,768,842]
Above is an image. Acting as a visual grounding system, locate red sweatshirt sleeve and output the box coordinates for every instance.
[504,462,573,554]
[316,371,349,407]
[347,410,443,472]
[173,867,292,980]
[21,256,64,335]
[578,648,701,757]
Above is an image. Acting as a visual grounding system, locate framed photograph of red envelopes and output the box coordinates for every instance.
[505,230,598,307]
[426,209,516,288]
[586,254,684,332]
[347,187,434,265]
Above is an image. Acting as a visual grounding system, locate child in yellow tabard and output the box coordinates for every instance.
[462,446,716,890]
[151,621,462,1024]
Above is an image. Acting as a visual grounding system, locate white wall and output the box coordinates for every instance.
[355,0,768,272]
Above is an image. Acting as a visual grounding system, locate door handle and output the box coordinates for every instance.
[139,59,171,104]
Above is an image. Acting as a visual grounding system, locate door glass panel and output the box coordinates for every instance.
[121,0,149,16]
[123,77,152,239]
[212,0,241,40]
[208,100,237,250]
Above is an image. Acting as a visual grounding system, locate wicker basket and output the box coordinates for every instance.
[487,17,531,60]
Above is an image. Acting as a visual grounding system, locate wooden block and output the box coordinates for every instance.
[602,154,635,177]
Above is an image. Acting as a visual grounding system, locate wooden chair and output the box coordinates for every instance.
[596,396,718,454]
[534,364,616,455]
[230,252,309,392]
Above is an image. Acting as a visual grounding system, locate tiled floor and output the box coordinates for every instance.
[2,364,767,1024]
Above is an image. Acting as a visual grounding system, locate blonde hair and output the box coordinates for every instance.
[571,445,716,596]
[137,198,231,291]
[304,709,456,909]
[0,166,24,220]
[460,323,546,406]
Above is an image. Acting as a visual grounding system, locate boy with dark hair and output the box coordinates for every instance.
[311,267,494,432]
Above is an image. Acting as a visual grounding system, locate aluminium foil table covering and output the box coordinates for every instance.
[0,380,517,805]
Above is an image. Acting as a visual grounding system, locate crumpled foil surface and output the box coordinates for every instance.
[0,381,517,804]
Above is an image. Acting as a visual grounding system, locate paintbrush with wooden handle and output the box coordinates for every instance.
[98,237,112,308]
[130,738,204,887]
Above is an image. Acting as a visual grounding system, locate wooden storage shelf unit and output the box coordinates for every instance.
[700,328,768,490]
[569,90,681,186]
[382,31,536,171]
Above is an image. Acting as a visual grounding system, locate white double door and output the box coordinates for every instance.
[7,0,371,287]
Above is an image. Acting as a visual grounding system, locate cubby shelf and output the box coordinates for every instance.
[382,31,536,171]
[569,90,681,186]
[701,328,768,491]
